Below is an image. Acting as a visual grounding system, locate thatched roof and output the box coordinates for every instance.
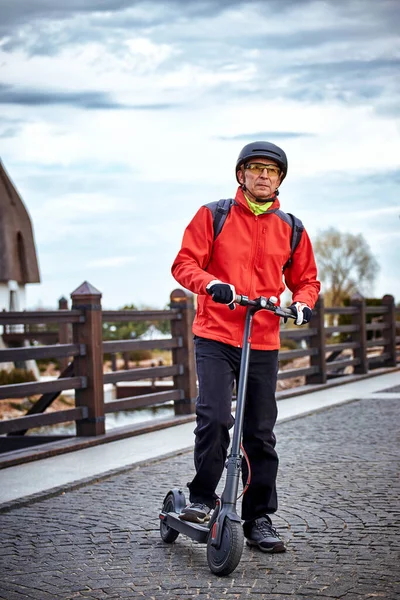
[0,159,40,284]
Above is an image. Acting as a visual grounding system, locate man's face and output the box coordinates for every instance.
[237,158,282,202]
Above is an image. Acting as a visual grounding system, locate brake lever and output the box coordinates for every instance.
[274,306,295,321]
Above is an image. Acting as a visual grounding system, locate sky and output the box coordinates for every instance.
[1,0,399,309]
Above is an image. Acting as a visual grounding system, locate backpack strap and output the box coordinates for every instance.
[205,201,303,270]
[282,212,304,272]
[205,198,235,240]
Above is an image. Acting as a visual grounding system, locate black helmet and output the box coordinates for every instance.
[235,141,288,183]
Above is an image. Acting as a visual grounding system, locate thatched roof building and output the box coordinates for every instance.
[0,160,40,284]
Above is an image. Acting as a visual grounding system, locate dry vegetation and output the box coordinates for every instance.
[0,394,74,421]
[0,352,309,422]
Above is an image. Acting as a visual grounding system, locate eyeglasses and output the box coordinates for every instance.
[244,163,281,177]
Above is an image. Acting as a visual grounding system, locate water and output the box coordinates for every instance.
[28,403,176,436]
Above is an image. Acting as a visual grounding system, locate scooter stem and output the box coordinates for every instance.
[220,305,256,511]
[231,304,255,456]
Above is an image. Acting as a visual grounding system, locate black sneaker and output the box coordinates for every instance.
[179,502,211,523]
[244,515,286,553]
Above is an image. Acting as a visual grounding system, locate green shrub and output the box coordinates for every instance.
[0,368,37,385]
[36,358,60,372]
[128,349,153,363]
[280,338,298,351]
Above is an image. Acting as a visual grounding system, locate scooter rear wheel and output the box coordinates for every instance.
[160,493,180,543]
[207,517,244,576]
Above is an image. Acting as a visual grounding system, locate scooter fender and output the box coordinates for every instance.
[210,508,241,548]
[161,488,186,513]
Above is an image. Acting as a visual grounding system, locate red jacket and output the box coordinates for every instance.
[171,187,320,350]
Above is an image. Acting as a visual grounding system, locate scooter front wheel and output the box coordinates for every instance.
[207,517,244,576]
[160,493,180,543]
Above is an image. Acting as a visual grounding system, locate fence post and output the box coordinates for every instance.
[306,294,327,384]
[58,296,71,372]
[351,294,368,374]
[382,294,397,367]
[71,281,105,436]
[170,288,197,415]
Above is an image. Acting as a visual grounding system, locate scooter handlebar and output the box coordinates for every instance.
[233,294,296,320]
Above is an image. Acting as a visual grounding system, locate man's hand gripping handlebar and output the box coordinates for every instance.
[233,294,296,321]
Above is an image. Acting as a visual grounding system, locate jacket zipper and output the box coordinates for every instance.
[240,215,260,348]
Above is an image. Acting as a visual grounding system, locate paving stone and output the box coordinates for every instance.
[0,397,399,599]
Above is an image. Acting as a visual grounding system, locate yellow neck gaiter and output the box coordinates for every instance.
[244,193,274,216]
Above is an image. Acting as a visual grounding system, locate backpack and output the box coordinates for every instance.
[205,198,304,272]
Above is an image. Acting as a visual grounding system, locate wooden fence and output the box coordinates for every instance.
[0,282,399,448]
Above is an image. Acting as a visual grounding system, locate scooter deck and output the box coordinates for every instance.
[159,510,210,543]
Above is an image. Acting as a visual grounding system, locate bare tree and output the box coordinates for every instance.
[313,228,379,306]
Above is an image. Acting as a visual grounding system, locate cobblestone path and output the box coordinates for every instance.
[0,396,399,599]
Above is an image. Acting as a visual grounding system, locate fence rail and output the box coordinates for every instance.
[102,309,179,321]
[0,343,83,362]
[0,376,87,401]
[103,337,182,354]
[0,310,84,325]
[0,282,399,449]
[3,407,88,435]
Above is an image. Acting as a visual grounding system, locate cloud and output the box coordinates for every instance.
[0,0,135,29]
[0,84,179,110]
[0,0,399,309]
[216,132,316,141]
[283,58,400,107]
[2,0,398,29]
[1,0,398,119]
[0,84,122,108]
[2,0,398,54]
[0,126,21,138]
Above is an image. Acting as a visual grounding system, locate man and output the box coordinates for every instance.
[171,141,320,553]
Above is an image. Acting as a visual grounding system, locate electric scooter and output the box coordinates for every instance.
[159,294,295,576]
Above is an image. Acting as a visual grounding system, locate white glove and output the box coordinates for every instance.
[289,302,312,326]
[206,280,236,308]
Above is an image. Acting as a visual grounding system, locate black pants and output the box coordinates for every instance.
[188,336,279,522]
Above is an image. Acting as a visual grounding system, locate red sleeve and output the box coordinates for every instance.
[171,206,218,294]
[284,229,321,308]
